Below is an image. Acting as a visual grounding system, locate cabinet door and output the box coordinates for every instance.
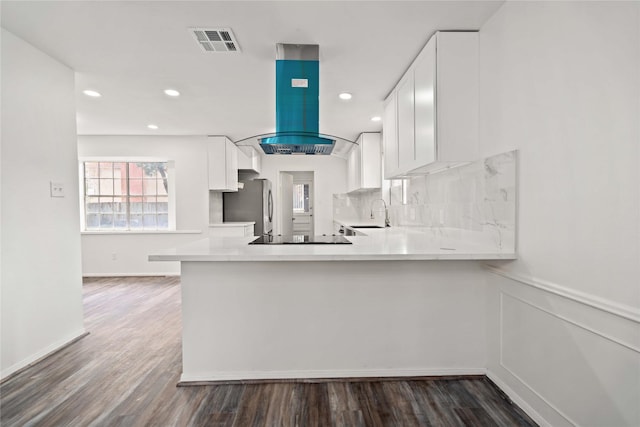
[383,93,398,179]
[397,71,415,172]
[413,37,436,166]
[435,31,479,162]
[347,142,361,192]
[348,133,381,191]
[360,133,381,189]
[208,137,238,191]
[208,140,225,190]
[225,140,238,190]
[237,146,261,173]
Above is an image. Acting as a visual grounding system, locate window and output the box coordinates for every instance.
[292,182,310,214]
[82,161,170,231]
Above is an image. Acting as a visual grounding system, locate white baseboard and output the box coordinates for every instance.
[82,272,180,278]
[486,370,551,427]
[1,329,88,382]
[179,367,487,384]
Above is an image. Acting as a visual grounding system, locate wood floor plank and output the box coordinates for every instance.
[382,381,424,426]
[0,276,538,427]
[293,383,332,427]
[232,384,272,427]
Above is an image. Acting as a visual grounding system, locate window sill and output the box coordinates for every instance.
[81,230,202,235]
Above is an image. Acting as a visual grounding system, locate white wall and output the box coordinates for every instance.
[479,2,640,426]
[1,29,85,379]
[259,155,348,236]
[78,136,210,276]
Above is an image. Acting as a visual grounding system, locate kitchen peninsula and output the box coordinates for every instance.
[150,226,516,383]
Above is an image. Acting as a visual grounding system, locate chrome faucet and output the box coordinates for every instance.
[370,198,391,227]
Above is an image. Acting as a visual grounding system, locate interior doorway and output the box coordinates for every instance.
[279,171,314,236]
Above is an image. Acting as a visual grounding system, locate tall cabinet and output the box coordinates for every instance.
[383,31,478,179]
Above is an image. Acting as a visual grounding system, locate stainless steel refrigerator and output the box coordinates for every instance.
[223,179,273,236]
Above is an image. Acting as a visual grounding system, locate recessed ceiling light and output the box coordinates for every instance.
[338,92,352,100]
[371,116,381,122]
[164,89,180,97]
[147,124,159,130]
[83,90,101,97]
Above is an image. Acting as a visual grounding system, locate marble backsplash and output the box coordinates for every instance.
[334,150,517,251]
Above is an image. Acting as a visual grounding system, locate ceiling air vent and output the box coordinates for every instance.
[190,28,240,53]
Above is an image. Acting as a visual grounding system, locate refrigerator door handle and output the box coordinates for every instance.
[268,189,273,222]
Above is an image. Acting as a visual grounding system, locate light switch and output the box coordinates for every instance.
[50,181,65,198]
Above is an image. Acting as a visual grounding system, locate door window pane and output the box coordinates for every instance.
[293,183,310,213]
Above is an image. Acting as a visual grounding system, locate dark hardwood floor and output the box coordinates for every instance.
[1,276,536,426]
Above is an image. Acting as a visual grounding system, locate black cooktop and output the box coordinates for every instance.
[249,234,352,245]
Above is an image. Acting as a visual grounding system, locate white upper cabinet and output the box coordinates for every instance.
[382,92,399,179]
[413,37,437,168]
[237,146,261,173]
[347,132,382,193]
[396,71,415,172]
[208,136,238,192]
[383,31,478,178]
[347,143,360,193]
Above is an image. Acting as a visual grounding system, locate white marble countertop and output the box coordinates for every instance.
[209,222,255,227]
[149,223,516,262]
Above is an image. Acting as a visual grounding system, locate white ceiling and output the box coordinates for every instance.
[1,0,503,143]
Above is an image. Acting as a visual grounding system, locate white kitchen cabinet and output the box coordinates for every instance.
[347,132,381,193]
[208,136,238,191]
[237,146,261,173]
[347,143,360,192]
[413,37,436,168]
[209,222,255,237]
[383,31,478,178]
[382,92,399,179]
[396,71,415,171]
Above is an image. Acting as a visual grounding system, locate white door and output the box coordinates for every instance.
[280,172,294,236]
[292,178,314,236]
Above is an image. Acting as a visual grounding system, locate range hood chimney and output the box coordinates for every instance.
[259,44,335,155]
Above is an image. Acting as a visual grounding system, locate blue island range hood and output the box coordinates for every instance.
[259,44,335,155]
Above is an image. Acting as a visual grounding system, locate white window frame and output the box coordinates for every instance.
[78,158,176,232]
